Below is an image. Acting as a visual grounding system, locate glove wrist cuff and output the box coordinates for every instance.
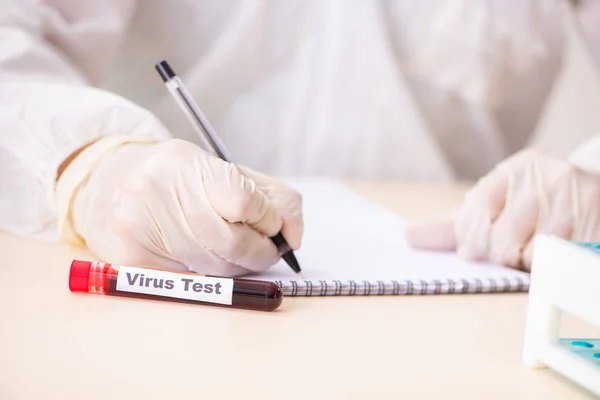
[55,135,158,246]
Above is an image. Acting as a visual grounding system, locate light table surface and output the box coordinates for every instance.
[1,182,599,399]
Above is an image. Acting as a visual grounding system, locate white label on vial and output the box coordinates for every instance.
[116,266,234,305]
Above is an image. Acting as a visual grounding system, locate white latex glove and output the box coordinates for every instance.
[406,149,600,270]
[57,137,303,277]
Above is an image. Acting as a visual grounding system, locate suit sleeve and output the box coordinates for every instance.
[0,0,172,240]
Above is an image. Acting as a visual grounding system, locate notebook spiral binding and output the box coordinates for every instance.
[272,276,530,296]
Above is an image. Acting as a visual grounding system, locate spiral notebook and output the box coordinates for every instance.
[246,178,530,296]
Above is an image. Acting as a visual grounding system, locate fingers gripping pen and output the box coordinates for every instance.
[155,60,302,275]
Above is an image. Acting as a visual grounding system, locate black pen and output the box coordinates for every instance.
[155,60,302,275]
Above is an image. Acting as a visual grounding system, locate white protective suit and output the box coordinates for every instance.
[1,0,600,243]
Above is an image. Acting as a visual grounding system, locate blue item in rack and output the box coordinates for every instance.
[559,339,600,367]
[573,241,600,255]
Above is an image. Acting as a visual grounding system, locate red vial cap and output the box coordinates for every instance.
[69,260,92,292]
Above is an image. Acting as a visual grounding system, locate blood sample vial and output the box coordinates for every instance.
[69,260,283,312]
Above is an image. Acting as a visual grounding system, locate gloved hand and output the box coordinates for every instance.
[58,137,303,277]
[406,149,600,270]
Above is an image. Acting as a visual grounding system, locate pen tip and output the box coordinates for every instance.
[282,251,302,275]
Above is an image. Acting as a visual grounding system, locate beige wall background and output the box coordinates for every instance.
[528,9,600,156]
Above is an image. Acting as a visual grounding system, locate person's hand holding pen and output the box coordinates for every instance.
[57,136,304,277]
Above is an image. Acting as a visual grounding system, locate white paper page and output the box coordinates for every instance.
[246,178,530,283]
